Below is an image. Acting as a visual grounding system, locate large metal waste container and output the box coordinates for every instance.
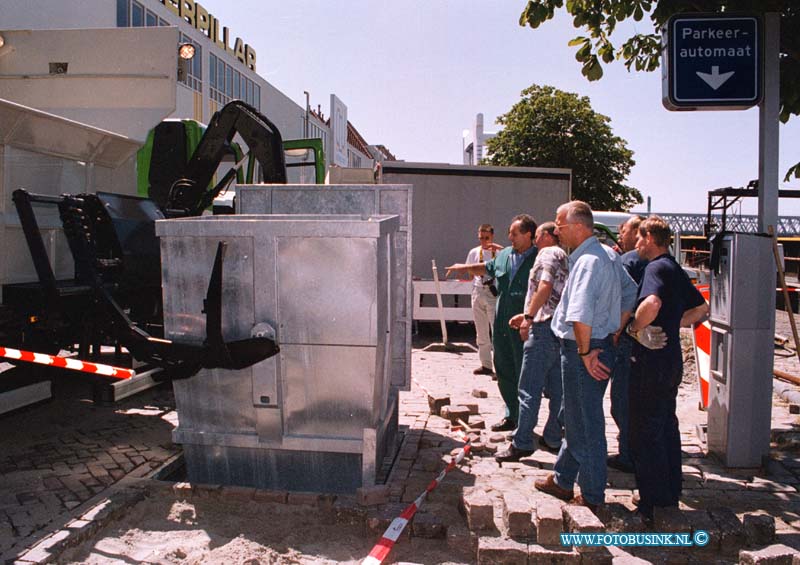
[236,184,413,392]
[156,214,400,493]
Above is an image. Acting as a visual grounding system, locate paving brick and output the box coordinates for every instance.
[366,503,411,539]
[501,492,532,539]
[739,543,797,564]
[477,535,527,564]
[286,491,335,509]
[461,488,495,532]
[595,503,641,533]
[743,513,777,547]
[411,511,447,539]
[653,506,691,533]
[357,485,390,506]
[562,504,603,554]
[526,544,580,564]
[532,499,563,545]
[708,506,746,556]
[440,405,471,424]
[188,483,221,499]
[446,522,476,554]
[331,496,367,527]
[427,394,450,416]
[683,509,721,551]
[562,505,603,533]
[468,418,487,431]
[472,389,488,398]
[219,485,256,502]
[41,476,64,490]
[415,450,442,472]
[460,402,479,415]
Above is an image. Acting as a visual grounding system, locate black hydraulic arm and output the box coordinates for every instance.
[165,100,287,216]
[11,190,61,309]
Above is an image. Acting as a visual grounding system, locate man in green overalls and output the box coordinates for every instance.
[447,214,538,431]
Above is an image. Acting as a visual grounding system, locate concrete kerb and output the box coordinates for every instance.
[5,452,186,565]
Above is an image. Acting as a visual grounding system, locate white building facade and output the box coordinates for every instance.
[0,0,374,171]
[462,113,496,166]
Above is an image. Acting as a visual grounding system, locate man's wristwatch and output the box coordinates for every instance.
[523,314,534,322]
[578,349,591,356]
[626,321,640,341]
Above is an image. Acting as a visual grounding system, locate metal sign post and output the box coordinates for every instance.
[662,14,761,111]
[758,13,780,232]
[662,12,779,467]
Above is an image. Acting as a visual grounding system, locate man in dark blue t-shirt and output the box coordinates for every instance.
[608,215,648,473]
[625,216,708,522]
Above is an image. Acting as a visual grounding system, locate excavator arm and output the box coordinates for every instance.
[151,100,287,217]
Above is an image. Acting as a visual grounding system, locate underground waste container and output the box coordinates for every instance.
[156,214,399,493]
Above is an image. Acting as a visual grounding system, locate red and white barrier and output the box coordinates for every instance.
[0,346,134,380]
[362,438,471,565]
[692,285,711,410]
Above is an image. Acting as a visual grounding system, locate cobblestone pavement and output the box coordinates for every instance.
[2,317,800,563]
[0,369,179,562]
[382,323,800,562]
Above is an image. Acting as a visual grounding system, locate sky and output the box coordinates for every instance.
[209,1,800,216]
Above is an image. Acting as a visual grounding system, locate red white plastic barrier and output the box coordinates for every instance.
[692,285,711,410]
[0,346,134,380]
[362,438,471,565]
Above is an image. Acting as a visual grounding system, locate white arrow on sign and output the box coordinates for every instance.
[696,66,735,90]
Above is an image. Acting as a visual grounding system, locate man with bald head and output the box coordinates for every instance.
[534,201,636,512]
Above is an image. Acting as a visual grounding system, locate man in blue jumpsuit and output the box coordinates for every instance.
[447,214,537,431]
[626,216,708,522]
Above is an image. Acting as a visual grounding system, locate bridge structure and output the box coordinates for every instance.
[655,185,800,238]
[659,213,800,237]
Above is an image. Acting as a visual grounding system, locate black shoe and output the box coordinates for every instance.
[607,454,635,473]
[537,436,561,454]
[473,366,494,375]
[490,418,516,432]
[635,508,654,529]
[495,444,534,463]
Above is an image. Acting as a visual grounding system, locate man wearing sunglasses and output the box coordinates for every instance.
[464,224,503,376]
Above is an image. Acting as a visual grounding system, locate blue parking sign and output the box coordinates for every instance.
[662,14,761,110]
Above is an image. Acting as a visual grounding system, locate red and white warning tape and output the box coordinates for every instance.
[0,346,134,380]
[362,437,471,565]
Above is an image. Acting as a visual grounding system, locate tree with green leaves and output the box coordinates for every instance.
[485,84,641,210]
[519,0,800,180]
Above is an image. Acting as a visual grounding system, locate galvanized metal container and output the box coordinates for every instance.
[236,184,413,391]
[156,214,400,492]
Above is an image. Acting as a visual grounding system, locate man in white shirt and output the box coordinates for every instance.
[465,224,502,375]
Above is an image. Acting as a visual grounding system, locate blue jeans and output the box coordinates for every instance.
[609,335,633,466]
[553,336,616,506]
[512,322,563,451]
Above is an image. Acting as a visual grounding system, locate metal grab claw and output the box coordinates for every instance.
[106,241,279,380]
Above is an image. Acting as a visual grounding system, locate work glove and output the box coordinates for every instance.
[626,324,667,350]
